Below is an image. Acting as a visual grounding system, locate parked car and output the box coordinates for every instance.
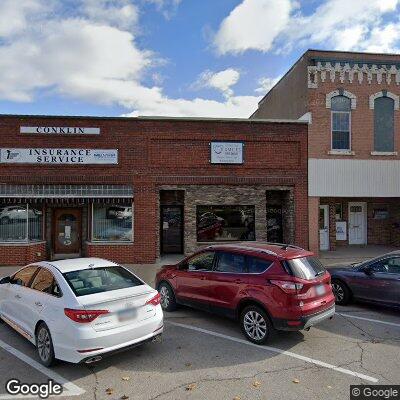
[197,212,225,241]
[107,206,132,220]
[328,251,400,307]
[156,242,335,344]
[0,258,163,366]
[0,206,41,224]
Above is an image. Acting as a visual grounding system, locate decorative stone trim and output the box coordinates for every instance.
[370,151,398,156]
[308,62,400,88]
[326,89,356,109]
[328,150,355,156]
[369,91,399,110]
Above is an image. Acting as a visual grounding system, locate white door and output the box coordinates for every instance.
[319,205,329,251]
[348,202,366,245]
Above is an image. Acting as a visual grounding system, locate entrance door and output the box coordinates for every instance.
[319,205,329,251]
[266,205,283,243]
[161,206,183,254]
[53,208,82,256]
[348,202,366,245]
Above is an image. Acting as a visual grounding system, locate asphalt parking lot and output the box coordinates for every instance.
[0,300,399,400]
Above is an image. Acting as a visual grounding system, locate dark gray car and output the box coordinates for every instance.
[328,251,400,307]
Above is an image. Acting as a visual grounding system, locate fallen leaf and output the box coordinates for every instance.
[186,383,197,391]
[122,376,130,381]
[121,396,129,400]
[105,388,114,395]
[292,379,300,384]
[233,396,241,400]
[252,381,261,388]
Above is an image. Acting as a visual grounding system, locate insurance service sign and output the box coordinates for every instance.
[210,141,244,164]
[0,148,118,164]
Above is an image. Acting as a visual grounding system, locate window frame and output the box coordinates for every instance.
[373,96,395,152]
[91,203,134,243]
[331,109,351,151]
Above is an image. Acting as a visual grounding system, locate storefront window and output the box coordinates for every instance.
[196,205,255,242]
[92,204,133,242]
[0,204,43,242]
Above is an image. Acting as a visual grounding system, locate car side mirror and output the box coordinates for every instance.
[364,267,374,276]
[0,276,10,284]
[179,262,188,270]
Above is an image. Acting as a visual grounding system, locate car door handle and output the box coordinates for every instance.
[234,279,242,284]
[35,302,43,307]
[200,276,206,280]
[15,294,21,299]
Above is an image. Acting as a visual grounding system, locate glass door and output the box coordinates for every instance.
[53,208,82,255]
[161,206,183,254]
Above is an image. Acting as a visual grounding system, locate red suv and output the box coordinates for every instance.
[156,242,335,344]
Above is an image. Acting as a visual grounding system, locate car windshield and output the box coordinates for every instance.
[63,266,143,297]
[284,256,326,280]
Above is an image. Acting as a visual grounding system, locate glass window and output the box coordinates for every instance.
[63,266,143,297]
[186,252,215,271]
[284,257,326,280]
[31,268,58,295]
[335,203,342,221]
[215,252,246,273]
[370,257,400,274]
[0,205,42,242]
[374,97,394,152]
[196,205,255,242]
[11,266,39,287]
[92,204,133,242]
[331,96,351,150]
[247,257,273,274]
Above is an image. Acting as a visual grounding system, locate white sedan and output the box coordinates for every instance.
[0,258,163,366]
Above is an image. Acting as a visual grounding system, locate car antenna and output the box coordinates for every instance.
[88,263,95,269]
[281,244,289,250]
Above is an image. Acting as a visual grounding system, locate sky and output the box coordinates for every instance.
[0,0,400,118]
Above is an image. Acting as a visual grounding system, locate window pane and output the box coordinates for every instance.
[247,257,272,273]
[196,205,255,242]
[31,268,54,294]
[284,257,326,280]
[63,266,143,297]
[215,252,246,273]
[374,97,394,152]
[332,131,350,150]
[332,112,349,131]
[331,96,351,111]
[187,252,215,271]
[12,266,39,286]
[0,205,27,241]
[28,206,43,241]
[92,204,132,242]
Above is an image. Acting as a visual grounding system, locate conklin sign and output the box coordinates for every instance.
[20,126,100,135]
[0,148,118,164]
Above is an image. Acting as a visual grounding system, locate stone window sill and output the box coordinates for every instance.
[371,151,398,156]
[0,240,45,246]
[328,150,355,156]
[86,241,134,246]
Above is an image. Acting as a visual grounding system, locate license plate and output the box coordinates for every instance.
[316,285,325,295]
[118,308,137,322]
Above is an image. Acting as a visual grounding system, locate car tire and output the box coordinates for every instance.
[35,323,56,367]
[331,279,351,306]
[240,305,272,344]
[158,282,177,312]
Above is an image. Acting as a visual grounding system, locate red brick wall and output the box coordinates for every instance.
[0,116,308,264]
[0,242,47,266]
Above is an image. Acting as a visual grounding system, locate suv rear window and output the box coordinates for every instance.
[284,257,326,280]
[63,266,143,297]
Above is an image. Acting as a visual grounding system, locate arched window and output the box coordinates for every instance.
[374,96,394,152]
[331,95,351,151]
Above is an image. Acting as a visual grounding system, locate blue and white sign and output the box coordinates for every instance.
[0,148,118,165]
[210,141,244,164]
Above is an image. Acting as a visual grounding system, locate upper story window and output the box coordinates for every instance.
[331,95,351,151]
[374,96,394,152]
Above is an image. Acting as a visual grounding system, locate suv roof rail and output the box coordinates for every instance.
[264,242,304,250]
[205,243,278,257]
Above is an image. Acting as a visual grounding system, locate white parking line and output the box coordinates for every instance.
[337,313,400,328]
[0,339,85,399]
[167,321,378,383]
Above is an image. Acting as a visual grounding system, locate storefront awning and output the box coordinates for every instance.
[0,184,133,204]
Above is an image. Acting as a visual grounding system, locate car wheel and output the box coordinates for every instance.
[36,323,56,367]
[240,305,272,344]
[331,279,351,305]
[158,282,177,312]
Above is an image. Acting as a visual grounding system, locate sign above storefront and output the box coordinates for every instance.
[20,126,100,135]
[0,148,118,165]
[210,141,244,164]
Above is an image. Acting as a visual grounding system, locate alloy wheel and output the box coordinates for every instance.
[332,283,344,302]
[243,310,268,341]
[160,286,170,309]
[37,327,51,363]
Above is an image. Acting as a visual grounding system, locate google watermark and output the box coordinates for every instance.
[351,385,400,400]
[5,379,63,399]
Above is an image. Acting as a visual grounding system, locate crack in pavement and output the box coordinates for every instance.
[86,365,99,400]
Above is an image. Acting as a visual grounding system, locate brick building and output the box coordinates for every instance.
[252,49,400,254]
[0,115,308,265]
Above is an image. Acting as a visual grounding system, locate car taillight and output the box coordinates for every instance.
[270,280,303,294]
[64,308,109,323]
[146,293,161,306]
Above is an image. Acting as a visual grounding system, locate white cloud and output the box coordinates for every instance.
[255,76,281,94]
[213,0,293,55]
[143,0,182,19]
[194,68,240,98]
